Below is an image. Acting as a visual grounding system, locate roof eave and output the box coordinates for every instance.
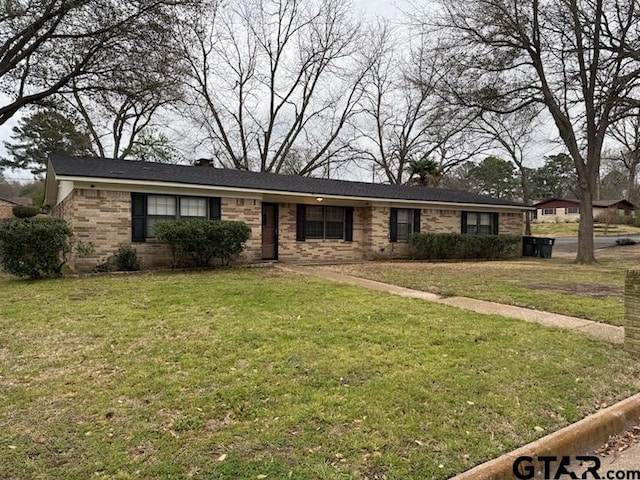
[56,174,531,211]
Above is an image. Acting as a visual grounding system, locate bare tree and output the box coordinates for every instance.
[607,113,640,202]
[432,0,640,263]
[356,22,487,185]
[179,0,370,175]
[471,108,540,234]
[61,40,186,160]
[0,0,197,125]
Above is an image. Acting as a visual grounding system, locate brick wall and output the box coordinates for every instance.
[625,270,640,355]
[499,212,524,235]
[363,206,460,259]
[53,189,266,271]
[278,203,367,262]
[221,197,262,263]
[0,199,14,219]
[53,189,172,271]
[363,208,521,259]
[365,206,400,258]
[52,188,526,270]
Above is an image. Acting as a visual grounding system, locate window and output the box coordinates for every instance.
[296,204,353,242]
[462,212,498,235]
[146,195,208,237]
[305,206,325,239]
[565,207,579,214]
[390,208,420,242]
[131,193,220,242]
[147,195,176,237]
[180,197,208,218]
[304,205,345,239]
[542,208,556,215]
[396,209,412,241]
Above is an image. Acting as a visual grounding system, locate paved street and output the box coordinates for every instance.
[551,235,640,254]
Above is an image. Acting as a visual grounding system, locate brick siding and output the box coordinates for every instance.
[53,188,525,271]
[278,203,367,262]
[0,199,14,219]
[498,212,524,235]
[221,197,262,263]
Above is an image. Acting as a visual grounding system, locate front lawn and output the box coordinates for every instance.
[326,248,639,325]
[1,269,638,479]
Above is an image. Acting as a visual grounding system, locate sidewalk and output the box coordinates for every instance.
[596,441,640,476]
[279,264,638,476]
[280,265,623,344]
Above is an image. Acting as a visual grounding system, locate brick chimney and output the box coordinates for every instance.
[194,158,214,167]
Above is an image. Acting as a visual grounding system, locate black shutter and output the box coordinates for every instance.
[460,211,468,234]
[413,209,421,234]
[492,212,499,235]
[296,204,306,241]
[131,193,147,242]
[209,197,221,220]
[345,207,354,242]
[390,208,398,242]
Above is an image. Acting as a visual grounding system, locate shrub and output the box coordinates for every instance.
[155,219,251,267]
[94,245,140,273]
[0,218,73,278]
[12,205,40,218]
[594,209,635,225]
[114,245,140,271]
[410,233,522,260]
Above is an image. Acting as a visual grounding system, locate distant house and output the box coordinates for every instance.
[44,154,530,271]
[0,195,32,219]
[533,198,635,223]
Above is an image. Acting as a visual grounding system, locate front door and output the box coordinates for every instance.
[261,203,278,260]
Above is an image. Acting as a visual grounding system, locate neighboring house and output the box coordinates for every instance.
[0,195,32,219]
[44,154,530,271]
[533,198,635,223]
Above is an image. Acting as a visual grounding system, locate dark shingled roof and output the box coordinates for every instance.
[49,153,528,208]
[534,197,635,209]
[0,195,31,206]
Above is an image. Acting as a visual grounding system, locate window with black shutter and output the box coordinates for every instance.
[390,208,420,242]
[295,204,352,241]
[461,211,500,235]
[131,193,221,240]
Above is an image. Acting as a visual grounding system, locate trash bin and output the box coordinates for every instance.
[522,236,538,257]
[537,237,555,258]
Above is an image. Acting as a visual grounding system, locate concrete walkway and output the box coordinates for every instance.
[280,265,623,344]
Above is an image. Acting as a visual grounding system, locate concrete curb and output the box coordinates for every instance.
[450,393,640,480]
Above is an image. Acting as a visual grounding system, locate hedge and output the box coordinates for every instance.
[0,218,73,278]
[410,233,522,260]
[154,219,251,267]
[12,205,40,218]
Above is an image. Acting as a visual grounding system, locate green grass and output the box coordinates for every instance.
[1,268,639,479]
[327,251,640,326]
[530,222,640,237]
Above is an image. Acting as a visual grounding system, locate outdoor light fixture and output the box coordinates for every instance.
[316,197,324,202]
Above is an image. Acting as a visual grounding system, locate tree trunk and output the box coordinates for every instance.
[576,187,596,263]
[524,212,532,236]
[628,163,637,202]
[520,169,532,236]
